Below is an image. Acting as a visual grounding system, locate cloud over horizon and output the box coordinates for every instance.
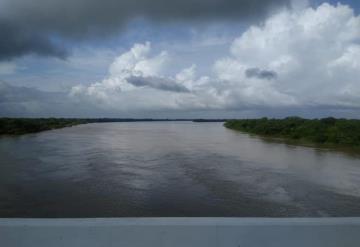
[1,1,360,118]
[66,3,360,115]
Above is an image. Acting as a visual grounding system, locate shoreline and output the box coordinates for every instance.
[0,118,227,136]
[224,118,360,153]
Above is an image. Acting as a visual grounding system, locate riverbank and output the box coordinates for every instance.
[224,117,360,148]
[0,118,89,135]
[0,118,229,135]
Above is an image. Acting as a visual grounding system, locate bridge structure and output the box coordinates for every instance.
[1,217,360,246]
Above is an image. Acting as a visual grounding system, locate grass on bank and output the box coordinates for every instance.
[224,117,360,147]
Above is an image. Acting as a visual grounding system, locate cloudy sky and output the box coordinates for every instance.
[1,0,360,118]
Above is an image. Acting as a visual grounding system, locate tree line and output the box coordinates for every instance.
[0,118,88,135]
[224,117,360,146]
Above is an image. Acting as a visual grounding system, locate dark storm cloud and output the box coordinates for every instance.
[0,0,290,60]
[126,76,190,93]
[0,22,67,60]
[245,68,278,80]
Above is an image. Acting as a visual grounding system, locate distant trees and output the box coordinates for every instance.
[2,117,360,146]
[224,117,360,147]
[0,118,88,135]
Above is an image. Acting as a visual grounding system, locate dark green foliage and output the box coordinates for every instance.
[0,118,225,135]
[0,118,88,135]
[224,117,360,147]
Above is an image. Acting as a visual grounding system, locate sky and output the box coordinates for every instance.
[0,0,360,118]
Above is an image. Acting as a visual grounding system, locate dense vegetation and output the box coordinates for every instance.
[193,119,227,122]
[0,118,228,135]
[0,118,89,135]
[224,117,360,147]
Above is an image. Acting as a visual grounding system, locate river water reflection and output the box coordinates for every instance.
[1,122,360,217]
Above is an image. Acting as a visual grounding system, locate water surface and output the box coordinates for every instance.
[1,122,360,217]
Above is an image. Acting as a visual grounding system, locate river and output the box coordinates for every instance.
[1,122,360,217]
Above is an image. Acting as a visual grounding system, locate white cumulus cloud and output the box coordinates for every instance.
[221,2,360,107]
[70,2,360,114]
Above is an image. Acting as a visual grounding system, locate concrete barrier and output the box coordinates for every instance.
[1,218,360,247]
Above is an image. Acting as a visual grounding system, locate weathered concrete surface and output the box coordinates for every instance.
[1,218,360,247]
